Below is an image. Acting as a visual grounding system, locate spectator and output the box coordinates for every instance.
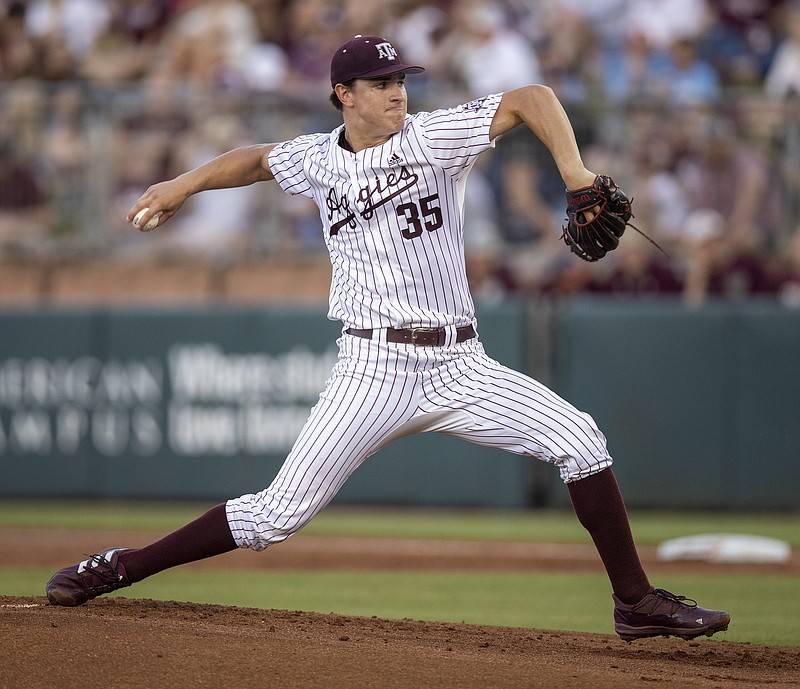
[128,112,261,259]
[702,0,782,87]
[496,164,570,296]
[39,84,90,239]
[119,0,173,43]
[652,36,721,105]
[676,115,775,250]
[339,0,395,37]
[24,0,111,56]
[623,0,712,51]
[109,76,192,247]
[0,0,791,298]
[0,1,40,80]
[156,0,260,87]
[764,1,800,101]
[599,30,668,104]
[1,80,46,161]
[24,0,111,79]
[433,0,558,290]
[539,257,604,298]
[245,0,284,45]
[774,94,800,241]
[436,0,543,98]
[489,138,564,248]
[543,0,631,51]
[465,241,519,305]
[681,208,775,305]
[386,0,448,69]
[625,131,691,255]
[600,33,720,107]
[0,136,52,255]
[534,13,593,104]
[80,0,171,84]
[591,231,683,298]
[280,0,345,98]
[386,0,448,101]
[463,158,517,304]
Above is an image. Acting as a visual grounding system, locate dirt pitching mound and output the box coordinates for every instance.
[1,596,798,689]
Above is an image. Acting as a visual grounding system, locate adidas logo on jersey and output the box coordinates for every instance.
[387,152,404,167]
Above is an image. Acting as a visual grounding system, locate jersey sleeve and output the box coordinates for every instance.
[416,92,503,179]
[268,133,326,199]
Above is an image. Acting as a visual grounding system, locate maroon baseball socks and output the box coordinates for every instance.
[117,503,237,583]
[114,468,650,608]
[567,467,651,605]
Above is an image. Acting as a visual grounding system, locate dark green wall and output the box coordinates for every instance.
[0,305,532,507]
[1,300,798,508]
[553,299,800,509]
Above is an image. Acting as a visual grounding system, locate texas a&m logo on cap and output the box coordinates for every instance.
[375,42,398,61]
[330,34,425,86]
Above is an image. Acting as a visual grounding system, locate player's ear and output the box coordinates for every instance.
[334,83,353,108]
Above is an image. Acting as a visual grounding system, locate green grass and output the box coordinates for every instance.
[1,500,799,547]
[4,567,798,647]
[2,500,799,647]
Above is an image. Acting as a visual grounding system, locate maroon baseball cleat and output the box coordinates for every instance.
[46,548,132,606]
[613,587,730,642]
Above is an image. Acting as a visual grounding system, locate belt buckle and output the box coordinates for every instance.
[410,327,439,346]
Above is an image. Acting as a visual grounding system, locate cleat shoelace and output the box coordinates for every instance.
[78,554,124,596]
[651,588,698,610]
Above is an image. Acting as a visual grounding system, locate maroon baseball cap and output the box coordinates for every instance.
[330,35,424,87]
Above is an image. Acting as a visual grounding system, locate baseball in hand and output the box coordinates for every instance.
[133,207,161,232]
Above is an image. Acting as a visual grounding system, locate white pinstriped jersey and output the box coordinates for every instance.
[268,93,503,330]
[226,90,613,551]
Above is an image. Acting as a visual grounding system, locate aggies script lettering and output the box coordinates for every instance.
[327,166,420,236]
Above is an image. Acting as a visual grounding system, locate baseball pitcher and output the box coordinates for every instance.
[46,35,729,643]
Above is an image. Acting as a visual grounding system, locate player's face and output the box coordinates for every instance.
[347,74,408,138]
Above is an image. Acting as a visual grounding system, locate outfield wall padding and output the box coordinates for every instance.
[553,299,800,510]
[1,300,797,509]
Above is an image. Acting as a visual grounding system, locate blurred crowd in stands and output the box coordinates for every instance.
[2,0,800,306]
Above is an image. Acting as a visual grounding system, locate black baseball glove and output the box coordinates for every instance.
[561,175,632,262]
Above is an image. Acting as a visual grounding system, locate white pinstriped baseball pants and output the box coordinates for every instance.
[226,330,612,551]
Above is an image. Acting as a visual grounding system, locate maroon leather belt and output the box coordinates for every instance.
[345,324,476,347]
